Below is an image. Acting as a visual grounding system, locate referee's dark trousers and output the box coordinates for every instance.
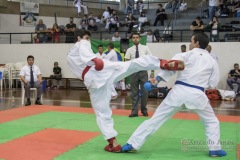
[130,70,148,115]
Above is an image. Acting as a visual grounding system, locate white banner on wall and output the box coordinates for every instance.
[20,2,39,27]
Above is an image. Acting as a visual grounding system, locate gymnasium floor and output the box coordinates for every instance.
[0,88,239,160]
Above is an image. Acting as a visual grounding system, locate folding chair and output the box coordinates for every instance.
[21,81,43,106]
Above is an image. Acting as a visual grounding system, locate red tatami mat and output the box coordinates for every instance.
[0,128,100,160]
[0,106,239,124]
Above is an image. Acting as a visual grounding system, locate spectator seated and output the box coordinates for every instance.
[101,7,111,24]
[179,1,187,12]
[79,15,88,30]
[88,13,98,32]
[138,12,150,28]
[105,13,119,34]
[218,4,230,17]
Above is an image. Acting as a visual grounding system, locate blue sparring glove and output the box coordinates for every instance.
[144,76,161,91]
[144,82,154,91]
[144,82,158,91]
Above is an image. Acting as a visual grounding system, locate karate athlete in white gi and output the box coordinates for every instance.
[105,43,119,100]
[122,33,227,157]
[67,30,184,153]
[73,0,88,17]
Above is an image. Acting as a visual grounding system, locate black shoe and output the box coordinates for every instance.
[25,100,31,106]
[35,100,43,105]
[142,112,148,117]
[129,114,138,118]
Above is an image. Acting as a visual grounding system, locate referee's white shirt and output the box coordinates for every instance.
[19,64,41,82]
[125,43,152,60]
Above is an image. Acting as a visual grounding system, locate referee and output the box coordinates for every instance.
[125,32,153,117]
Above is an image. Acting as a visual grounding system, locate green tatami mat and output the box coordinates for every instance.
[0,112,238,160]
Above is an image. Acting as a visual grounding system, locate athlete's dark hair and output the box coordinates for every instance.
[192,33,209,49]
[74,29,91,42]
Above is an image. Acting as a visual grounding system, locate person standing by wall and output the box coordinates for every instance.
[112,32,121,41]
[146,29,156,43]
[181,44,187,52]
[105,43,119,100]
[125,32,153,117]
[205,16,222,42]
[50,23,60,43]
[65,17,76,43]
[35,19,48,43]
[206,45,218,61]
[190,16,205,33]
[96,45,106,59]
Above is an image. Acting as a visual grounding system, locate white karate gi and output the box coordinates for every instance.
[127,48,222,151]
[96,52,106,59]
[67,40,161,140]
[74,0,88,15]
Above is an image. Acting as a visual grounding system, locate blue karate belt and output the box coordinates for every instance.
[175,80,204,92]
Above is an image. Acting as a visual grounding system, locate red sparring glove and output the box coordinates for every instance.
[92,58,104,71]
[160,59,184,71]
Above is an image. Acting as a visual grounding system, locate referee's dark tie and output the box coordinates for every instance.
[30,66,34,88]
[135,45,139,58]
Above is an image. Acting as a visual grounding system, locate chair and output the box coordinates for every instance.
[0,67,7,90]
[21,81,43,106]
[11,69,21,88]
[232,83,238,93]
[4,63,14,88]
[11,61,26,88]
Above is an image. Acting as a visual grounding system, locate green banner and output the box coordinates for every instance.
[90,35,147,61]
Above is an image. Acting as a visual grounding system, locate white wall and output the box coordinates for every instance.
[0,43,74,78]
[0,42,239,89]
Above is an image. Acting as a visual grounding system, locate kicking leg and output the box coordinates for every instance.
[113,55,184,83]
[122,102,181,151]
